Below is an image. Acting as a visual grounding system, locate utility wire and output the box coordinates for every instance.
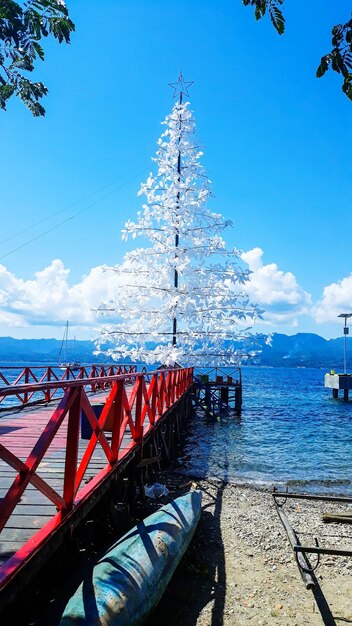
[0,165,146,247]
[0,166,148,261]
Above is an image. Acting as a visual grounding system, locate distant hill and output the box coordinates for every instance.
[0,337,108,364]
[247,333,345,369]
[0,333,347,369]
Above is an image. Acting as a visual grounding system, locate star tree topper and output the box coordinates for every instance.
[168,71,194,101]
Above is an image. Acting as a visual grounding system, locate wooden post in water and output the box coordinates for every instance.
[204,384,211,411]
[235,384,242,414]
[220,386,229,404]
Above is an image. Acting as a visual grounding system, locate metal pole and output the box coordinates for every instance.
[344,318,347,374]
[172,90,182,347]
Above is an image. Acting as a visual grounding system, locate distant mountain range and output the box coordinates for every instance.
[249,333,346,369]
[0,333,348,369]
[0,337,107,364]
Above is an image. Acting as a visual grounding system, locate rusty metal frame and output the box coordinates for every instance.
[273,490,352,573]
[272,489,352,626]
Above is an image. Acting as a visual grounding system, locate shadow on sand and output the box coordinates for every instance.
[145,479,227,626]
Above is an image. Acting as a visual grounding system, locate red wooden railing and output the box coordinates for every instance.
[0,367,193,589]
[0,364,138,408]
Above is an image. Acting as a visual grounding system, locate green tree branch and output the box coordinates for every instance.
[0,0,74,116]
[243,0,352,102]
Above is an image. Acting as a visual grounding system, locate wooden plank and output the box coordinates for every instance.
[0,542,23,555]
[322,513,352,524]
[0,491,55,504]
[0,527,37,543]
[11,505,56,516]
[0,476,64,488]
[4,515,53,529]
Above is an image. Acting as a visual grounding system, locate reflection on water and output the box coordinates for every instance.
[180,367,352,495]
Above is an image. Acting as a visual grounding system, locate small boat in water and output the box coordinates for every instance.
[60,490,202,625]
[59,360,81,371]
[58,321,81,371]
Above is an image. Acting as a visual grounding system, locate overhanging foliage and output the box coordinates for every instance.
[243,0,352,102]
[0,0,74,115]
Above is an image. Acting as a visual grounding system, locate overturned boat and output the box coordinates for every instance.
[60,489,202,625]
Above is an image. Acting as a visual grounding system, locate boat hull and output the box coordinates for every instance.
[60,490,202,625]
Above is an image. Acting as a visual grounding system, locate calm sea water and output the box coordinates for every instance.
[180,366,352,495]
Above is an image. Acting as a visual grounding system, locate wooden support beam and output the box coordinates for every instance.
[137,456,161,468]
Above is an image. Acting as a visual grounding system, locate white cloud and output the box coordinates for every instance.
[0,250,333,338]
[314,274,352,323]
[241,247,312,326]
[0,260,119,332]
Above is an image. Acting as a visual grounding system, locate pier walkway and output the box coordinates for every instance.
[0,365,193,613]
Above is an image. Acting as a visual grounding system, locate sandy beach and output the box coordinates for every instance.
[145,471,352,626]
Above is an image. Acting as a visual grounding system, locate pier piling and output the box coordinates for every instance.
[194,367,242,417]
[324,372,352,401]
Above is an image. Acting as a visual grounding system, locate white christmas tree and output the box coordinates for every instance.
[95,73,262,366]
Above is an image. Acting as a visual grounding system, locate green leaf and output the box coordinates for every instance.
[331,50,347,76]
[0,83,15,101]
[243,0,284,33]
[316,55,331,78]
[11,54,34,71]
[0,0,74,115]
[342,75,352,101]
[33,40,44,60]
[332,25,344,48]
[268,4,285,35]
[254,5,265,21]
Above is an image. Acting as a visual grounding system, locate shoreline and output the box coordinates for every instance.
[145,470,352,625]
[170,466,352,498]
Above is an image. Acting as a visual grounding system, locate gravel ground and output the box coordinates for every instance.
[145,472,352,626]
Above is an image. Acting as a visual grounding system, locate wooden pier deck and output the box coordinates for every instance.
[0,366,193,615]
[0,392,118,565]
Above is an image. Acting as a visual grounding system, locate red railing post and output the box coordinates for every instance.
[165,371,171,409]
[89,366,94,390]
[110,379,124,464]
[23,368,29,405]
[62,386,82,512]
[177,368,181,395]
[45,368,51,402]
[134,376,144,441]
[183,368,187,393]
[159,372,165,415]
[171,370,176,404]
[150,374,157,425]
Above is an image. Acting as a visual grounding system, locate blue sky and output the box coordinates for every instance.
[0,0,351,339]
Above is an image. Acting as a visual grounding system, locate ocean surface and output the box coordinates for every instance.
[179,366,352,495]
[0,364,75,409]
[1,364,352,495]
